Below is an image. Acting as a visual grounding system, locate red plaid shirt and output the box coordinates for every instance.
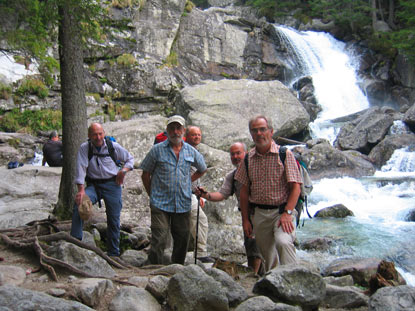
[235,141,302,206]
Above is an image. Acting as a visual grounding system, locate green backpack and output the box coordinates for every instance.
[244,146,313,227]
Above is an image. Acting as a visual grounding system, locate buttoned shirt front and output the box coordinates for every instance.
[139,139,207,213]
[75,140,134,185]
[235,141,302,206]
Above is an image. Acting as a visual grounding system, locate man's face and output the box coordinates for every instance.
[229,144,245,167]
[167,122,185,145]
[88,124,105,147]
[186,127,202,147]
[250,118,273,150]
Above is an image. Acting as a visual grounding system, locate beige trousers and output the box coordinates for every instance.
[190,194,209,257]
[252,207,297,272]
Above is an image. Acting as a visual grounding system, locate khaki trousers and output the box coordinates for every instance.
[190,194,209,257]
[252,208,297,272]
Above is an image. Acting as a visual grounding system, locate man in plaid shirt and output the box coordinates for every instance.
[140,115,207,265]
[235,115,302,272]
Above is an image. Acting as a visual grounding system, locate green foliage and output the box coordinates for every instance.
[0,83,12,100]
[116,53,137,67]
[38,56,60,87]
[185,1,195,13]
[16,77,49,98]
[107,101,132,121]
[388,0,415,63]
[309,0,371,32]
[0,109,62,134]
[163,51,179,67]
[245,0,306,21]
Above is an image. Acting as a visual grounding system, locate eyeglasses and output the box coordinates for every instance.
[250,127,269,134]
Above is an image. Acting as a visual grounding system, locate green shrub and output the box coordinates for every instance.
[16,77,49,99]
[185,1,195,13]
[0,82,12,100]
[116,53,137,67]
[38,56,60,87]
[0,109,62,134]
[163,51,178,67]
[120,104,131,120]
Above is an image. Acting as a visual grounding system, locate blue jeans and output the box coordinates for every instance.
[70,180,122,256]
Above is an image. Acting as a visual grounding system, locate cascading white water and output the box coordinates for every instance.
[275,26,415,286]
[276,26,370,142]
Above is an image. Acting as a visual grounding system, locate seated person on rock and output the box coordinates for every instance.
[42,130,63,167]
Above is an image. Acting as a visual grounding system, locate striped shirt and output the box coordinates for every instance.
[75,140,134,185]
[234,141,302,206]
[139,139,207,213]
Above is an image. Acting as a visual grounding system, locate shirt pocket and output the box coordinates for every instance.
[180,155,194,175]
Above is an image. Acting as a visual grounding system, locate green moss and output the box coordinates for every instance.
[16,77,49,99]
[120,104,131,120]
[185,1,195,13]
[0,82,12,100]
[99,77,108,83]
[116,53,137,67]
[163,51,178,68]
[0,109,62,134]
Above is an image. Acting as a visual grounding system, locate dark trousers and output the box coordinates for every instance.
[148,205,191,265]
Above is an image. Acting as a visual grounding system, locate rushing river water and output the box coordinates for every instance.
[275,26,415,285]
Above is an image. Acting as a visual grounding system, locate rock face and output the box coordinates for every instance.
[175,79,310,151]
[368,285,415,311]
[0,166,61,229]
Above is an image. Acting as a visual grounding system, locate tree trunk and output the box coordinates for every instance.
[371,0,377,29]
[53,0,87,219]
[388,0,397,29]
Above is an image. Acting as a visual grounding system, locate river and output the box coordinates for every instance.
[275,26,415,285]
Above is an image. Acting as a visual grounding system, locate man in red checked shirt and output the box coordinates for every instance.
[235,115,302,272]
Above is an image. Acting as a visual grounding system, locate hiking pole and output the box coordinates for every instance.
[194,194,201,264]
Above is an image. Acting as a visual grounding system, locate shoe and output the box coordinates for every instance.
[198,256,215,263]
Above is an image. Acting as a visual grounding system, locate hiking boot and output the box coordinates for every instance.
[198,256,215,263]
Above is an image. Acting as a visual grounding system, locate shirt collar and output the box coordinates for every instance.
[253,140,279,156]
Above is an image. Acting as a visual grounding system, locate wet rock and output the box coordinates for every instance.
[314,204,354,218]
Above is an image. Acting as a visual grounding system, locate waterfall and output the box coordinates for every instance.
[275,26,415,286]
[275,26,370,142]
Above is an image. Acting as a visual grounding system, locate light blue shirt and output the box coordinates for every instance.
[75,140,134,185]
[139,139,207,213]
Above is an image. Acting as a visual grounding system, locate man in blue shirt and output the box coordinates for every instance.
[140,115,207,264]
[71,123,134,257]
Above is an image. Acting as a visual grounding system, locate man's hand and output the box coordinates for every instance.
[75,189,85,206]
[116,170,127,185]
[199,197,205,208]
[194,186,206,197]
[277,212,294,233]
[242,218,253,238]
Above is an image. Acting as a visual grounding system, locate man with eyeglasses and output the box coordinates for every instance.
[140,115,207,265]
[235,115,302,272]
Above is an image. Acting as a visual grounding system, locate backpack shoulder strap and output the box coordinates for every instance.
[105,136,117,165]
[88,140,93,162]
[279,146,287,165]
[230,169,237,196]
[244,153,249,184]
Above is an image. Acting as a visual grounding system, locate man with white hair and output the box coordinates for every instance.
[140,115,207,265]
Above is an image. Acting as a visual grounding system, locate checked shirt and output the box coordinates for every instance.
[139,139,207,213]
[235,141,302,206]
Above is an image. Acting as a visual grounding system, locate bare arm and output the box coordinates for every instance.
[200,191,225,202]
[239,184,252,238]
[75,184,85,206]
[191,169,206,182]
[278,182,301,233]
[141,171,152,196]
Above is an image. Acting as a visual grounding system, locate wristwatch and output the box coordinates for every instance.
[285,209,293,215]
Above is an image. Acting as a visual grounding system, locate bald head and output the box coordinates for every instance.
[229,142,246,167]
[185,126,202,147]
[88,123,105,147]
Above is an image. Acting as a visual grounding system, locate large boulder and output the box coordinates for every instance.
[301,139,375,179]
[0,165,61,229]
[167,264,229,311]
[368,285,415,311]
[335,107,398,154]
[175,79,310,151]
[368,133,415,168]
[0,285,93,310]
[253,265,326,310]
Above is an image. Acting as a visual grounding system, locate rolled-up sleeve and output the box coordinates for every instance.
[115,143,134,170]
[193,149,207,173]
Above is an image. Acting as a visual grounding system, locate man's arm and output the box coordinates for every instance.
[75,184,85,206]
[199,190,225,202]
[239,184,252,238]
[191,169,206,182]
[278,182,301,233]
[141,171,152,196]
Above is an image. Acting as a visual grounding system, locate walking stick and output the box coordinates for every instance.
[194,195,201,264]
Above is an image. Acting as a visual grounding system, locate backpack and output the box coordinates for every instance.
[88,136,121,167]
[278,146,313,227]
[244,146,313,227]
